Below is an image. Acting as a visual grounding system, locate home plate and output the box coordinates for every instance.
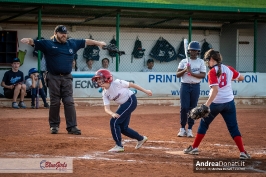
[165,151,186,155]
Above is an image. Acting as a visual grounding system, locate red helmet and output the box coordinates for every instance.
[91,69,113,88]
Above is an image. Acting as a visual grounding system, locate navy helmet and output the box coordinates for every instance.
[188,41,201,51]
[28,68,38,76]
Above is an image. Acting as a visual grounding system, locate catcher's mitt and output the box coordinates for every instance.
[189,104,210,120]
[102,44,125,56]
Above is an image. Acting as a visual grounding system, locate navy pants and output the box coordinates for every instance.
[197,99,241,138]
[180,83,200,129]
[110,94,143,147]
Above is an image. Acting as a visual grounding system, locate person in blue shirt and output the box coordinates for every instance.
[21,25,106,135]
[1,58,27,109]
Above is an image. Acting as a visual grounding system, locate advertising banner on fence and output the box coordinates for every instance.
[72,72,265,98]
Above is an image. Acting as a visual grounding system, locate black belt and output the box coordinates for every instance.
[50,72,70,76]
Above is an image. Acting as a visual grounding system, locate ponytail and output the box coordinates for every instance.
[217,63,222,77]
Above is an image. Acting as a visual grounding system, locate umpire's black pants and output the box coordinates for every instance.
[46,73,77,130]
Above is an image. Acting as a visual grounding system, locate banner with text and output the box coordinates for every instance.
[72,72,265,98]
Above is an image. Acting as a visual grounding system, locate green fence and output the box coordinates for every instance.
[0,3,266,73]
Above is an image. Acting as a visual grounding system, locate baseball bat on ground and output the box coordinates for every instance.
[36,75,40,109]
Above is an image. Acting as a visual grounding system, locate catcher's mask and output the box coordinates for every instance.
[91,69,113,88]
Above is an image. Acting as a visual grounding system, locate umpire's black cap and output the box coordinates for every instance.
[55,25,68,34]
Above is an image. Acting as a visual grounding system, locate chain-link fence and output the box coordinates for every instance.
[1,4,265,73]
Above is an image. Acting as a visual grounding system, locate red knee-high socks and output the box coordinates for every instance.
[192,133,205,148]
[233,136,245,152]
[192,134,245,152]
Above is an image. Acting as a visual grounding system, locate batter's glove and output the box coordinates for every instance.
[103,44,125,56]
[189,104,210,120]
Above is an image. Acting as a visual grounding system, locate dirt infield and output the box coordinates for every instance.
[0,104,266,177]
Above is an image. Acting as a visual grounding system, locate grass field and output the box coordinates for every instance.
[92,0,266,8]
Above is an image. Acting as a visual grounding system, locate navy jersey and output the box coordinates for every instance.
[34,38,85,75]
[2,70,24,91]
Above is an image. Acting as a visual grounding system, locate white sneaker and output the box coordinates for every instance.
[186,129,194,137]
[108,145,124,152]
[135,136,148,149]
[240,151,251,160]
[177,128,187,137]
[183,145,199,155]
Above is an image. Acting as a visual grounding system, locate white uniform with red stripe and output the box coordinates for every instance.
[102,79,133,105]
[208,64,240,103]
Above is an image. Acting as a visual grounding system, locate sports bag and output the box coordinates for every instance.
[177,40,186,59]
[131,37,145,63]
[200,40,212,59]
[108,37,117,59]
[149,37,177,62]
[83,35,100,61]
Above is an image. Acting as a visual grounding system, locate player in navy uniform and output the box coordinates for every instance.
[1,58,27,109]
[176,41,206,137]
[92,69,152,152]
[183,49,250,160]
[21,25,106,135]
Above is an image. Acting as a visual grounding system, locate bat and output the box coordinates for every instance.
[184,38,191,76]
[36,75,41,109]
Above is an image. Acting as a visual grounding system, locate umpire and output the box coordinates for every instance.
[21,25,106,135]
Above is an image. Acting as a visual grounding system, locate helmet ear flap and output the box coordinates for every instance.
[105,75,113,83]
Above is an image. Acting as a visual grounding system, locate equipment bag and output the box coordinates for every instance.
[177,39,186,59]
[200,39,212,59]
[131,37,145,63]
[149,37,177,62]
[108,36,117,63]
[83,34,100,61]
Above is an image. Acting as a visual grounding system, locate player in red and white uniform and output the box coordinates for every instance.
[92,69,152,152]
[183,49,251,160]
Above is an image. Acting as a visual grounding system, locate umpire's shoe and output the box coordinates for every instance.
[50,127,59,134]
[67,126,81,135]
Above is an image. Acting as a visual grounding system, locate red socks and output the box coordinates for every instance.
[192,134,245,152]
[192,133,205,148]
[234,136,245,152]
